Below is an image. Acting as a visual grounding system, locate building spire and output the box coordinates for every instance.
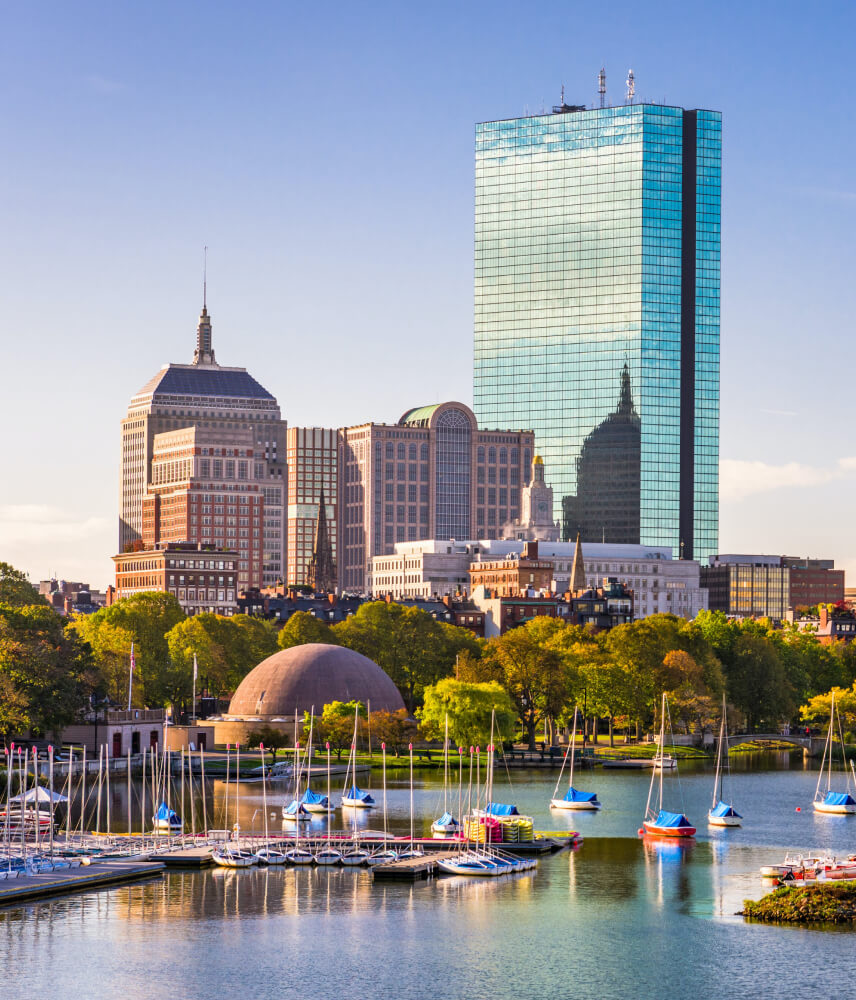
[193,247,216,366]
[307,489,336,593]
[616,362,636,417]
[570,532,586,593]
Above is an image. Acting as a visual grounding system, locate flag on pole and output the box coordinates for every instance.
[193,653,198,680]
[130,642,136,673]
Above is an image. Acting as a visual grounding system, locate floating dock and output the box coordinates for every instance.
[0,860,165,907]
[372,851,460,881]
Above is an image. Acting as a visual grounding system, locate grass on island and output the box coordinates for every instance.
[742,882,856,925]
[591,743,710,760]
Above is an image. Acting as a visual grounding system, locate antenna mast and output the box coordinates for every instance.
[203,245,208,309]
[626,69,635,104]
[598,67,606,108]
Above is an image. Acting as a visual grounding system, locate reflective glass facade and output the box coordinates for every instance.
[473,104,720,559]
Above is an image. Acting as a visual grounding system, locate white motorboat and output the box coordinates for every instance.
[652,755,677,770]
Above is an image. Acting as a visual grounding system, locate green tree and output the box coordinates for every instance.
[800,684,856,730]
[0,563,46,608]
[244,725,288,765]
[307,700,364,761]
[482,621,570,749]
[369,708,419,757]
[578,643,634,747]
[726,633,793,730]
[419,678,517,749]
[277,611,339,650]
[0,603,95,736]
[333,602,460,711]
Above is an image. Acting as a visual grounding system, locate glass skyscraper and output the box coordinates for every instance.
[473,102,720,560]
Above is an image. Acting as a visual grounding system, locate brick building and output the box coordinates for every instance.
[113,542,239,615]
[782,556,845,609]
[468,541,553,597]
[339,401,534,593]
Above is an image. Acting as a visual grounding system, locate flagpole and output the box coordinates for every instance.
[127,642,135,712]
[192,653,198,724]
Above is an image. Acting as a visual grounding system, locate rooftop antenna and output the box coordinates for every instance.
[560,83,565,107]
[598,67,606,108]
[626,69,635,104]
[203,245,208,310]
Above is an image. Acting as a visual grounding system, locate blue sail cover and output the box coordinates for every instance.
[564,787,598,803]
[486,802,519,816]
[155,802,180,823]
[300,788,329,807]
[283,799,309,815]
[344,786,375,804]
[649,810,693,829]
[435,812,458,826]
[823,791,856,806]
[710,800,742,818]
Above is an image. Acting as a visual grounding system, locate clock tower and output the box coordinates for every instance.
[511,455,560,541]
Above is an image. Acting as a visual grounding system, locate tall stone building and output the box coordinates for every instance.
[120,302,287,586]
[338,401,534,593]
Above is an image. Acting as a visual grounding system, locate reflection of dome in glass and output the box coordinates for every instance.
[226,644,405,718]
[562,364,641,544]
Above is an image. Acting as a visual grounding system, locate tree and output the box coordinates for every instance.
[482,622,570,749]
[801,684,856,731]
[419,678,517,749]
[277,611,339,650]
[308,701,364,761]
[726,633,793,730]
[0,603,96,736]
[244,725,288,765]
[578,646,633,747]
[333,602,461,711]
[70,591,185,708]
[369,709,419,756]
[0,563,46,608]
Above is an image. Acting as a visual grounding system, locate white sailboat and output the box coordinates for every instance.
[813,690,856,815]
[314,741,342,865]
[708,696,742,827]
[641,694,695,838]
[550,706,601,811]
[431,715,460,836]
[255,741,286,865]
[213,743,258,868]
[339,709,370,864]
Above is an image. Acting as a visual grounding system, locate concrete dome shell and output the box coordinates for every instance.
[227,643,405,719]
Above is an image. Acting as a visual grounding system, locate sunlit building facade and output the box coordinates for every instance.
[286,427,338,588]
[473,102,720,559]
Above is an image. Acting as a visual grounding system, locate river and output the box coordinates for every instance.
[2,754,854,999]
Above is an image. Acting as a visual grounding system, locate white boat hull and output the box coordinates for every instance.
[314,850,342,865]
[340,852,369,866]
[212,852,256,868]
[255,850,288,865]
[303,804,334,814]
[550,798,601,811]
[341,799,373,809]
[285,850,315,865]
[708,812,742,826]
[813,801,856,814]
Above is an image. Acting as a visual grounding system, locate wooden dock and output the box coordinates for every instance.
[371,851,460,881]
[0,860,165,907]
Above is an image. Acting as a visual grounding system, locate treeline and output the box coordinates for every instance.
[3,556,855,746]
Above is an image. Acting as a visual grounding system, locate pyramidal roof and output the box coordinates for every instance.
[131,304,277,405]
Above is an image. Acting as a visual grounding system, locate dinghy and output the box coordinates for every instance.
[341,786,375,808]
[708,695,742,827]
[641,694,695,838]
[152,802,182,832]
[300,788,333,813]
[432,716,461,836]
[813,692,856,815]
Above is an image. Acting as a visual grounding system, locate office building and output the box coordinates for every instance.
[338,401,534,592]
[286,427,338,588]
[473,96,721,560]
[139,425,264,591]
[371,537,706,619]
[701,555,789,620]
[112,542,239,616]
[781,556,845,609]
[120,302,287,586]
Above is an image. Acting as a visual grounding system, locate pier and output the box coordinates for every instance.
[0,860,165,907]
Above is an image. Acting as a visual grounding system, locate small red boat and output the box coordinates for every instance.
[642,810,696,838]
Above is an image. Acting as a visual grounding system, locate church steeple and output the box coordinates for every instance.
[570,532,587,593]
[616,362,636,418]
[307,490,336,593]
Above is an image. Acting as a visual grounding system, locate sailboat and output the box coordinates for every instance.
[431,716,460,836]
[284,735,314,864]
[641,694,695,838]
[341,705,375,809]
[708,696,742,827]
[813,690,856,815]
[213,743,258,867]
[550,706,601,811]
[255,741,287,865]
[314,741,343,865]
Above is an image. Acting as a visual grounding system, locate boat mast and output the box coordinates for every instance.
[261,742,269,849]
[659,694,666,814]
[713,695,725,809]
[643,698,660,821]
[443,715,449,816]
[235,742,241,839]
[569,706,577,791]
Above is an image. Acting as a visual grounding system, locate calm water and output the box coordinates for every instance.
[3,755,855,1000]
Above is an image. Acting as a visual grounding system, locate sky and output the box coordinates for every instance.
[1,0,854,589]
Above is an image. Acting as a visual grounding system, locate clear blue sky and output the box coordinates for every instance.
[2,0,854,588]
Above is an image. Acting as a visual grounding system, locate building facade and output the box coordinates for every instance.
[338,402,534,592]
[120,304,287,586]
[468,542,554,596]
[502,455,561,541]
[286,427,338,588]
[701,555,789,620]
[140,425,264,592]
[782,556,845,609]
[473,100,721,560]
[371,538,707,619]
[112,542,239,615]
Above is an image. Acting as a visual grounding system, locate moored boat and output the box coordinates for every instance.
[641,694,695,838]
[550,706,601,811]
[152,802,182,832]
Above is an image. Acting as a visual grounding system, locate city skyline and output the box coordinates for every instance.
[2,1,855,586]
